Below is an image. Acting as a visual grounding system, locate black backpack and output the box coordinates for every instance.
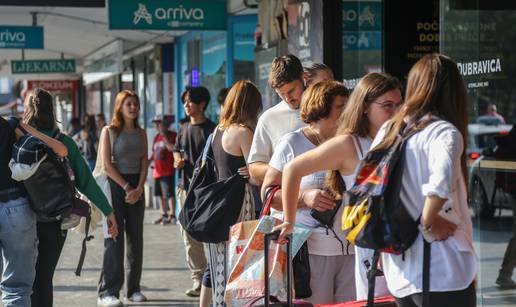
[14,130,84,221]
[11,123,92,275]
[178,129,247,243]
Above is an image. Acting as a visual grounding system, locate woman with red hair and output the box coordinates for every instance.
[97,90,148,307]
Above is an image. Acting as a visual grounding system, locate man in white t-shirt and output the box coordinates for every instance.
[248,54,306,184]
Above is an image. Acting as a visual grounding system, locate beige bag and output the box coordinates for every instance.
[73,126,116,235]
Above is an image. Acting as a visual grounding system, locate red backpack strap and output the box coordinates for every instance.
[260,185,280,217]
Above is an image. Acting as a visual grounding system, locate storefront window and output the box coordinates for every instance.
[441,1,516,305]
[85,83,101,117]
[231,15,257,84]
[255,46,280,110]
[201,31,227,122]
[102,76,118,122]
[133,53,147,128]
[342,0,383,87]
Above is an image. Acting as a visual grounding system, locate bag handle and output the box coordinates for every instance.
[261,186,280,217]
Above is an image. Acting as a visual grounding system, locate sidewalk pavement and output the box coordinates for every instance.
[53,208,199,307]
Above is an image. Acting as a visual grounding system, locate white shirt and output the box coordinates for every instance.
[269,129,350,256]
[371,118,476,298]
[248,101,306,164]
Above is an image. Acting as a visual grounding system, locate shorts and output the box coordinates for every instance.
[154,176,175,197]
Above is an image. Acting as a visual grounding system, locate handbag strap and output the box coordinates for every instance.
[106,127,117,163]
[260,186,280,218]
[422,240,431,307]
[75,206,94,276]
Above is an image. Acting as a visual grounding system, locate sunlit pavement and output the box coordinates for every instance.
[473,208,516,306]
[53,208,198,307]
[38,206,516,307]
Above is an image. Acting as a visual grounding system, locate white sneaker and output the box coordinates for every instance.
[127,291,147,302]
[97,296,123,307]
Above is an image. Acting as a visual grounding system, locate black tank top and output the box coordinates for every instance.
[212,128,246,180]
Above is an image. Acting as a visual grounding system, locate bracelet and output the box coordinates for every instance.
[123,182,130,191]
[420,223,432,233]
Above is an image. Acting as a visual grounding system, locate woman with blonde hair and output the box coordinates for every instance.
[199,80,263,307]
[262,80,350,304]
[368,54,475,306]
[273,72,402,301]
[97,90,148,307]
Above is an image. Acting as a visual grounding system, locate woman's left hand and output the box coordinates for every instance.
[106,213,119,239]
[125,187,142,204]
[272,221,294,244]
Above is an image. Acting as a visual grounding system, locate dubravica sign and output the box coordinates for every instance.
[108,0,227,30]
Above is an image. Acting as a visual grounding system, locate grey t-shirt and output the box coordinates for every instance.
[112,130,145,174]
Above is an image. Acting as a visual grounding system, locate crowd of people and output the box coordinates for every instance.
[0,52,481,307]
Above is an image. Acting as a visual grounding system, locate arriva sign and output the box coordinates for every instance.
[0,26,44,49]
[108,0,227,30]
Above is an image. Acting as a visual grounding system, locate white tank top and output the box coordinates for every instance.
[340,135,372,188]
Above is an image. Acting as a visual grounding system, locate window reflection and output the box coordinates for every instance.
[441,2,516,305]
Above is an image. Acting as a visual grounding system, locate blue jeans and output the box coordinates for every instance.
[0,197,38,307]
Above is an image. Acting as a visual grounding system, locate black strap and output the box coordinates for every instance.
[75,210,94,276]
[366,250,381,307]
[422,240,431,307]
[51,129,62,139]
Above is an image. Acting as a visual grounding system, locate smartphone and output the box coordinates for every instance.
[438,201,461,225]
[419,201,461,243]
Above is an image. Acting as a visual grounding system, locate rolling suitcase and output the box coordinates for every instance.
[244,231,313,307]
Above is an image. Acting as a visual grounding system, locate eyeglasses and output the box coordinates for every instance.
[373,101,402,111]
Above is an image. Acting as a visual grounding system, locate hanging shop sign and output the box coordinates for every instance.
[27,80,80,92]
[0,26,43,49]
[11,59,76,74]
[287,0,323,65]
[108,0,227,30]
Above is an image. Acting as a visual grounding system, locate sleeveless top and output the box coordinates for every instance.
[211,128,246,180]
[112,129,145,174]
[340,135,372,188]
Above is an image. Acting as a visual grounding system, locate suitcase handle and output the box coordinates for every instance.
[264,231,292,307]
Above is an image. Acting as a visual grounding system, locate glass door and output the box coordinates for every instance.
[440,1,516,305]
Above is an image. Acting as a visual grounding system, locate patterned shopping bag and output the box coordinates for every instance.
[224,215,311,306]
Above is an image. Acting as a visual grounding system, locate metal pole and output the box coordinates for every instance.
[32,12,37,26]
